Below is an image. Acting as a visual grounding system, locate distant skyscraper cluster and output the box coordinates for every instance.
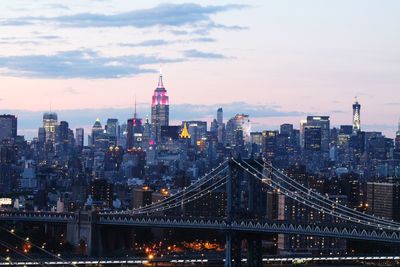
[0,74,400,257]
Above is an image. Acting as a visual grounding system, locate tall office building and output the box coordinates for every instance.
[352,97,361,134]
[394,120,400,160]
[43,112,58,143]
[151,72,169,143]
[217,108,223,125]
[57,121,69,143]
[0,115,17,141]
[280,123,293,136]
[396,119,400,150]
[304,126,322,152]
[38,127,46,144]
[75,128,84,148]
[367,182,400,222]
[127,100,144,149]
[89,179,113,208]
[302,116,330,154]
[91,118,103,146]
[106,118,119,142]
[233,114,251,143]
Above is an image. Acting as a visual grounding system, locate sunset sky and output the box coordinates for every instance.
[0,0,399,139]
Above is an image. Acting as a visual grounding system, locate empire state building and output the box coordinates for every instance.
[151,72,169,142]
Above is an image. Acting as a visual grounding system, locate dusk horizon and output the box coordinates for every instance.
[0,0,399,140]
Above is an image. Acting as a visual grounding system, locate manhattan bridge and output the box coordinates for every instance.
[2,157,400,266]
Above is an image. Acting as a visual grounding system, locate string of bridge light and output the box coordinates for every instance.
[131,175,227,215]
[254,159,400,229]
[0,225,73,266]
[131,167,228,214]
[127,163,229,214]
[0,239,44,266]
[235,159,400,232]
[101,160,227,215]
[131,175,228,215]
[104,160,227,215]
[236,159,393,230]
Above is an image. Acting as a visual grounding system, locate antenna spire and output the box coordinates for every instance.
[157,66,164,88]
[134,95,137,119]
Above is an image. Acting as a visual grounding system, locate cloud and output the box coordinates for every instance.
[190,37,216,43]
[119,37,216,47]
[183,49,227,59]
[1,3,247,31]
[119,39,171,47]
[0,35,62,45]
[0,49,183,79]
[36,35,61,40]
[0,40,40,45]
[43,4,70,10]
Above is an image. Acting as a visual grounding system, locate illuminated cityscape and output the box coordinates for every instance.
[1,1,400,266]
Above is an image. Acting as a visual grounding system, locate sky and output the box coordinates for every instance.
[0,0,399,139]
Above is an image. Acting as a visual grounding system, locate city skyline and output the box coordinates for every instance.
[0,0,399,138]
[2,2,400,263]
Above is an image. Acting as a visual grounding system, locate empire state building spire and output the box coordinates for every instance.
[157,69,164,88]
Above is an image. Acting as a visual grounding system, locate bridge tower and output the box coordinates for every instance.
[225,157,264,267]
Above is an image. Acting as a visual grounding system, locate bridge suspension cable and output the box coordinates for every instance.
[255,159,400,229]
[131,167,228,214]
[0,225,74,266]
[255,160,400,229]
[0,239,44,266]
[126,161,228,214]
[234,159,400,231]
[131,175,228,215]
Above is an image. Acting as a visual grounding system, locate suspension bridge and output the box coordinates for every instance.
[2,157,400,266]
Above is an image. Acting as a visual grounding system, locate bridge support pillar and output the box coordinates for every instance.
[66,211,98,256]
[225,232,232,267]
[247,237,262,266]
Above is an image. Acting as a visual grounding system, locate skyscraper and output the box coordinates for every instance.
[394,119,400,150]
[353,97,361,134]
[304,116,330,154]
[57,121,69,143]
[75,128,84,149]
[91,118,103,146]
[127,100,143,149]
[151,72,169,143]
[217,108,223,125]
[43,112,58,143]
[106,118,119,144]
[0,115,17,141]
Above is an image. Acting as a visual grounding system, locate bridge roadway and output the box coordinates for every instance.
[2,211,400,244]
[1,255,400,266]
